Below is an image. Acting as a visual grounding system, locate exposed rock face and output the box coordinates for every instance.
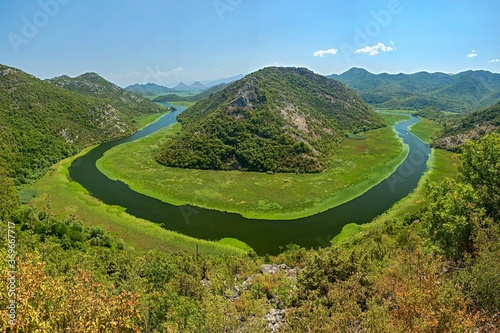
[432,124,499,150]
[228,82,262,109]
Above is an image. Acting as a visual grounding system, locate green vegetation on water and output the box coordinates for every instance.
[96,113,407,220]
[133,111,170,129]
[332,148,458,243]
[27,150,249,256]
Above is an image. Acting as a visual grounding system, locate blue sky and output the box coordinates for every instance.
[1,0,499,87]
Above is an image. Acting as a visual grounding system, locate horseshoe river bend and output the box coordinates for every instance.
[69,105,430,255]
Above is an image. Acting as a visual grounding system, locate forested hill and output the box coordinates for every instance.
[0,64,162,217]
[431,101,500,150]
[124,82,175,96]
[328,68,500,112]
[46,72,164,118]
[156,67,385,173]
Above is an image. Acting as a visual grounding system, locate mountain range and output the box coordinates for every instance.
[328,68,500,112]
[155,67,385,173]
[124,74,244,96]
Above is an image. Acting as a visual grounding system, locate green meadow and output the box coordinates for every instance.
[409,118,443,143]
[96,113,409,220]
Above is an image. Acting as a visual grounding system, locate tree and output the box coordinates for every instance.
[458,133,500,221]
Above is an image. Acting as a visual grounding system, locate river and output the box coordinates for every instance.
[69,106,430,255]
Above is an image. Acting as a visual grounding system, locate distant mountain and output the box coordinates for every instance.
[155,67,385,173]
[432,102,500,150]
[171,82,207,92]
[172,82,191,91]
[205,74,245,87]
[0,65,163,211]
[47,73,164,118]
[124,83,175,96]
[153,83,228,103]
[328,68,500,112]
[189,81,208,90]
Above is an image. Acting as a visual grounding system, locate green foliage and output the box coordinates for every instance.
[422,133,500,315]
[12,206,120,250]
[425,133,500,259]
[425,179,479,259]
[415,106,449,123]
[156,67,385,173]
[458,132,500,220]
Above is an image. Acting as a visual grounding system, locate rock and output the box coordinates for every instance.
[265,308,285,332]
[260,264,296,280]
[200,279,211,289]
[261,264,286,274]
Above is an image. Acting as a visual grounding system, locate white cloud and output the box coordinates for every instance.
[313,48,338,57]
[466,50,478,58]
[354,42,396,56]
[488,59,500,63]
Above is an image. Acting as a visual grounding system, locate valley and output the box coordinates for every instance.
[17,66,490,254]
[2,63,498,331]
[2,1,500,330]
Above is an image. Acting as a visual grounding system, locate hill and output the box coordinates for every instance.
[431,102,500,150]
[156,67,385,173]
[47,73,165,117]
[0,64,162,216]
[328,68,500,112]
[153,83,228,103]
[124,82,175,96]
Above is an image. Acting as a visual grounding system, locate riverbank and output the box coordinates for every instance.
[27,148,251,255]
[96,113,410,220]
[332,148,458,244]
[332,117,455,244]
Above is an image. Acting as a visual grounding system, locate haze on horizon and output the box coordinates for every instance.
[1,0,499,87]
